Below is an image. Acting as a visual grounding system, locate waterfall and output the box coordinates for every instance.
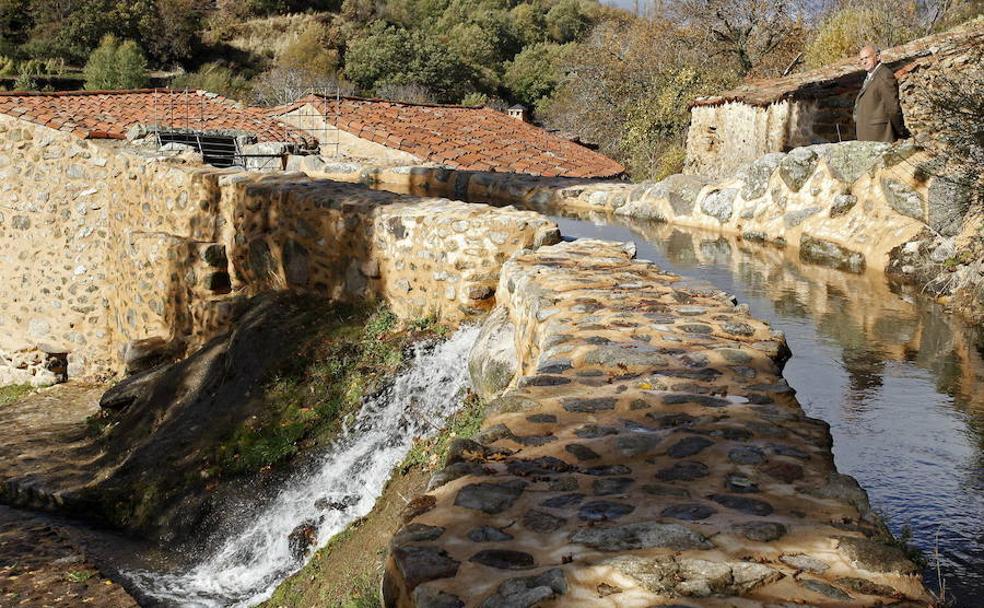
[125,325,480,607]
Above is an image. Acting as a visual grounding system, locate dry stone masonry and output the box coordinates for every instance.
[383,239,931,607]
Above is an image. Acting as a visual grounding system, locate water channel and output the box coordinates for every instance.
[3,185,982,607]
[548,211,984,606]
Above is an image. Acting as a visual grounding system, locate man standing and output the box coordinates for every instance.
[853,45,909,142]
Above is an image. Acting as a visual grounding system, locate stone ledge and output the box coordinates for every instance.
[383,239,931,607]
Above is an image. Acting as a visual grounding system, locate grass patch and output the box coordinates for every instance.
[401,391,489,472]
[261,467,431,608]
[211,303,448,478]
[65,570,94,583]
[0,384,32,407]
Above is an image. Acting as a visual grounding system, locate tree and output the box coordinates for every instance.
[444,9,522,91]
[252,66,351,106]
[546,0,591,43]
[504,42,571,107]
[0,0,31,55]
[541,17,734,178]
[511,2,549,46]
[668,0,806,77]
[137,0,205,66]
[804,3,919,67]
[344,21,475,103]
[83,35,148,90]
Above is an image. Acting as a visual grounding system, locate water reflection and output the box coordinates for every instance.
[549,212,984,606]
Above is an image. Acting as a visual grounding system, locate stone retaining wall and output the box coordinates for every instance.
[285,154,594,209]
[383,239,931,607]
[0,116,558,383]
[553,141,968,275]
[296,142,967,282]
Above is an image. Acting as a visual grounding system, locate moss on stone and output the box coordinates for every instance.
[401,392,489,472]
[261,468,431,608]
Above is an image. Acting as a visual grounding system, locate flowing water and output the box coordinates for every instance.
[123,325,480,608]
[551,212,984,606]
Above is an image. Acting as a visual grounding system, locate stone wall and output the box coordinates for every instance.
[0,115,558,384]
[212,172,558,322]
[556,141,965,274]
[383,239,931,607]
[686,98,852,178]
[285,154,594,209]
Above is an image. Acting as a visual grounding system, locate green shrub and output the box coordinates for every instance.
[460,91,489,106]
[172,62,252,100]
[278,21,338,78]
[0,55,16,76]
[504,42,571,107]
[83,35,148,90]
[345,21,475,103]
[12,58,42,90]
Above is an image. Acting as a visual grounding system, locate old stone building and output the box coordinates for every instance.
[270,94,625,178]
[685,22,984,177]
[0,88,573,386]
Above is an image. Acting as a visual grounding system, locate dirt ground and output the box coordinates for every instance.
[0,505,137,608]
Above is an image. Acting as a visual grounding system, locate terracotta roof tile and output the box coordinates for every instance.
[0,89,303,144]
[693,23,983,108]
[275,95,624,178]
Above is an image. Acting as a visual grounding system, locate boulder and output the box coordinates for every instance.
[468,308,518,401]
[737,152,785,200]
[881,178,925,221]
[799,236,866,273]
[699,188,738,223]
[657,173,713,216]
[817,141,890,183]
[778,148,819,192]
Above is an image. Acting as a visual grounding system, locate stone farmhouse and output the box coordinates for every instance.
[685,22,984,177]
[270,94,625,178]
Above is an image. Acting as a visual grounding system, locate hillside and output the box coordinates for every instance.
[1,0,979,178]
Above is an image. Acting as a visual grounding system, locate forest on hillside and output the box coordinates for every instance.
[0,0,980,177]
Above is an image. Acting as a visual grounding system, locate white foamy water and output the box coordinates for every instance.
[125,325,480,607]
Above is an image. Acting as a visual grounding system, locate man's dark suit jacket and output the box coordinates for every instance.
[853,62,908,142]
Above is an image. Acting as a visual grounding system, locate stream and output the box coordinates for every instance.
[551,212,984,606]
[121,325,480,607]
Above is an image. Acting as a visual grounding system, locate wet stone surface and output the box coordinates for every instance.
[384,240,930,607]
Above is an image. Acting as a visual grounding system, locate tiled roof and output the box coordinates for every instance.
[692,23,984,108]
[0,89,302,143]
[274,95,625,178]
